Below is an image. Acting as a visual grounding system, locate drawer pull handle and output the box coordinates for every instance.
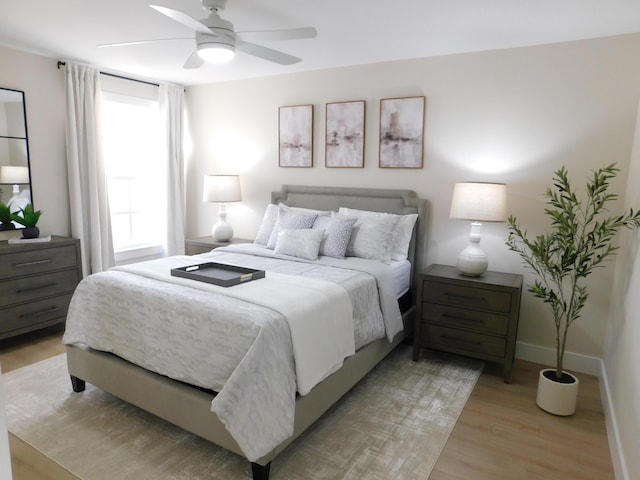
[16,282,56,293]
[14,258,53,268]
[441,335,482,347]
[442,313,482,324]
[20,306,62,318]
[444,292,487,304]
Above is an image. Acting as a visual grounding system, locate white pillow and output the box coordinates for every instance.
[312,215,358,258]
[267,206,318,249]
[254,204,279,246]
[338,207,418,261]
[344,214,400,263]
[283,204,330,217]
[254,203,329,246]
[274,228,324,260]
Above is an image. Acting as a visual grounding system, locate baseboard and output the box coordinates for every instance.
[515,341,627,479]
[515,341,601,376]
[599,364,628,480]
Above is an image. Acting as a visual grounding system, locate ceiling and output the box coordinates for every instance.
[1,0,640,86]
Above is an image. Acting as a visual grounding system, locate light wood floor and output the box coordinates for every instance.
[1,327,614,480]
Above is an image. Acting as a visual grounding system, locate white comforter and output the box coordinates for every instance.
[63,245,403,461]
[113,255,355,396]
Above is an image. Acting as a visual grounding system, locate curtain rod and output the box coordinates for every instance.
[57,61,160,88]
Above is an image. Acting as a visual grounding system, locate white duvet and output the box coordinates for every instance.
[63,245,403,461]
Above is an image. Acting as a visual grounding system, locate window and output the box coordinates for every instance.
[101,91,166,258]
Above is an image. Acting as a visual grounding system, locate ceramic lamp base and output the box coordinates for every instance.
[456,221,488,276]
[211,221,233,242]
[211,203,233,242]
[456,246,488,276]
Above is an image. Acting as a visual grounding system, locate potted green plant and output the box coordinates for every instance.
[506,164,640,415]
[0,201,16,231]
[11,203,43,239]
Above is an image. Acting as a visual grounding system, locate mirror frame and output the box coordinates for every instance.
[0,87,33,229]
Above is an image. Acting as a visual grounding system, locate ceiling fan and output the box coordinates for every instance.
[99,0,317,68]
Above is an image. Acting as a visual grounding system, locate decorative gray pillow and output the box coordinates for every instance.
[267,207,318,249]
[345,214,400,263]
[274,228,324,260]
[255,204,328,246]
[312,215,357,258]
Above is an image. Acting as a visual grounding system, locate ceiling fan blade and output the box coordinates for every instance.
[184,50,204,69]
[236,40,301,65]
[236,27,317,42]
[149,4,213,36]
[98,38,192,48]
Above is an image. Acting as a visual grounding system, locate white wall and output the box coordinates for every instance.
[186,32,640,363]
[604,99,640,480]
[0,45,70,240]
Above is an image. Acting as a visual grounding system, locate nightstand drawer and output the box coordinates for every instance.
[421,324,506,358]
[1,294,73,334]
[423,281,511,313]
[0,269,80,306]
[0,245,79,280]
[422,302,509,335]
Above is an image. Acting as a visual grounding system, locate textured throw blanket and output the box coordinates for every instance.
[114,256,355,395]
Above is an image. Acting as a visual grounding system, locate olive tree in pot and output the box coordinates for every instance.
[506,164,640,416]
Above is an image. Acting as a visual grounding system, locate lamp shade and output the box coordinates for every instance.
[203,175,242,203]
[449,182,507,222]
[0,166,29,185]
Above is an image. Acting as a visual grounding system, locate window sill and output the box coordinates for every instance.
[115,244,165,265]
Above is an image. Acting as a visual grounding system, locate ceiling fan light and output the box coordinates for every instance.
[197,42,235,64]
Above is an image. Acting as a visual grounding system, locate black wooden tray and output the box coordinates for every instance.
[170,262,265,287]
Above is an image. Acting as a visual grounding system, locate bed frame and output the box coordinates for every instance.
[66,185,428,480]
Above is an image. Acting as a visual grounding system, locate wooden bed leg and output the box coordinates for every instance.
[251,461,271,480]
[70,375,86,392]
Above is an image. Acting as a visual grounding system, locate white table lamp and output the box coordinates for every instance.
[449,182,507,276]
[0,166,30,213]
[203,174,242,242]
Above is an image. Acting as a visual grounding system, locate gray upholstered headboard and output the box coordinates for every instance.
[271,185,429,290]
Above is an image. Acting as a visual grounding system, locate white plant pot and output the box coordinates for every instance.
[536,369,579,416]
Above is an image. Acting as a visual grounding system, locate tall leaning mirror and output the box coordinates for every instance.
[0,87,32,230]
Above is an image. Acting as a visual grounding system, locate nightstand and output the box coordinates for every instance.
[184,236,252,255]
[413,264,523,383]
[0,236,83,340]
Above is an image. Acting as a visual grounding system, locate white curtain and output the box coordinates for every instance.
[160,84,186,256]
[65,62,115,275]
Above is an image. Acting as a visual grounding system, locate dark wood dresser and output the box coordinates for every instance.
[413,264,523,383]
[0,236,82,340]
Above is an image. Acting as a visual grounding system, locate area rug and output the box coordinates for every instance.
[3,345,482,480]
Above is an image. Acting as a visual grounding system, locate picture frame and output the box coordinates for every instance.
[325,100,365,168]
[279,104,314,167]
[379,96,425,168]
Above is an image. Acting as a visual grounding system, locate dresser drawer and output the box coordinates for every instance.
[421,324,506,358]
[0,293,72,335]
[0,270,80,306]
[0,245,79,280]
[422,302,509,335]
[423,281,512,313]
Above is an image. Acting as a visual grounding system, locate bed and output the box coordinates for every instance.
[63,185,428,480]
